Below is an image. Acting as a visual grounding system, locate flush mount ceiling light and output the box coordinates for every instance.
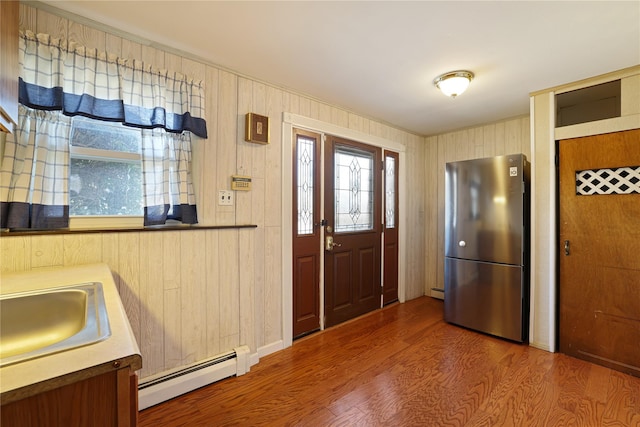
[433,70,474,98]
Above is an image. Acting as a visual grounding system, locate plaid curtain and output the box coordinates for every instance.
[1,106,71,229]
[18,31,207,137]
[2,31,206,229]
[142,129,197,225]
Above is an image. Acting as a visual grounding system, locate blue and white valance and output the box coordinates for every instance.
[18,31,208,138]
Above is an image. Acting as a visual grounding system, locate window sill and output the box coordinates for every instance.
[0,224,258,237]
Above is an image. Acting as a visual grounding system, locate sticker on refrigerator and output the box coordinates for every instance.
[510,166,518,177]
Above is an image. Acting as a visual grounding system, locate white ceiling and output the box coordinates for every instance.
[41,1,640,136]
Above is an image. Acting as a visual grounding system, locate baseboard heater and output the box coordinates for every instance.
[431,287,445,300]
[138,345,250,410]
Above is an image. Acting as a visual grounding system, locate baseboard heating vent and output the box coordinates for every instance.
[138,345,250,410]
[431,287,445,300]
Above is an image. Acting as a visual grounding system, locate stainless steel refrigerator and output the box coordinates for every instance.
[444,154,530,342]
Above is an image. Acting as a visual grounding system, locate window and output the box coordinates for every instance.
[69,117,144,227]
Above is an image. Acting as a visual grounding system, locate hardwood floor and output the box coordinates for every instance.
[138,297,640,426]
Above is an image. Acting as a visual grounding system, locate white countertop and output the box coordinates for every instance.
[0,263,142,404]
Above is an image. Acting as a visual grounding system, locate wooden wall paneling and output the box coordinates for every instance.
[142,45,165,70]
[163,287,182,371]
[264,226,282,344]
[105,34,122,57]
[29,235,63,269]
[405,137,426,299]
[317,102,332,124]
[424,136,439,295]
[19,4,36,31]
[436,134,449,291]
[251,82,267,179]
[298,96,311,118]
[239,229,256,353]
[348,113,364,133]
[162,231,182,370]
[287,93,300,115]
[100,233,120,292]
[205,230,221,357]
[494,121,506,155]
[182,58,206,83]
[308,99,320,120]
[120,39,142,64]
[519,117,530,155]
[331,107,349,129]
[252,226,266,349]
[117,232,141,345]
[218,229,240,351]
[68,21,105,51]
[36,8,67,39]
[194,66,219,226]
[139,232,165,378]
[505,118,522,155]
[264,86,283,228]
[251,178,266,228]
[179,231,207,365]
[190,133,205,224]
[62,233,102,266]
[0,236,31,273]
[236,77,254,225]
[483,123,497,158]
[164,52,183,75]
[216,70,238,225]
[474,127,485,158]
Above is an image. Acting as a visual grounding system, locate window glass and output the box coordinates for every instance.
[69,118,143,216]
[385,155,395,228]
[71,117,140,154]
[334,147,374,232]
[297,136,315,235]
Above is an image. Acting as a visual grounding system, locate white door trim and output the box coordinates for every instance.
[281,112,407,348]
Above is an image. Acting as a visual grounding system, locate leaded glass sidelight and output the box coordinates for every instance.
[385,155,395,228]
[297,136,315,235]
[334,147,374,232]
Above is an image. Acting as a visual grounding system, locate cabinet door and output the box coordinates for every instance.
[0,0,19,133]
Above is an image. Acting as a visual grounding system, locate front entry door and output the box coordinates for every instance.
[558,128,640,377]
[324,136,382,327]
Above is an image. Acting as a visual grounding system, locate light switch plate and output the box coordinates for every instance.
[218,190,233,206]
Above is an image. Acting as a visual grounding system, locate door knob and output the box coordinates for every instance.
[564,240,570,256]
[325,236,342,251]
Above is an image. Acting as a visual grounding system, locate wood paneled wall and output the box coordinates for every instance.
[0,4,427,381]
[424,116,531,295]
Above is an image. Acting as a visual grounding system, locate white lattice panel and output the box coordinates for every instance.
[576,166,640,195]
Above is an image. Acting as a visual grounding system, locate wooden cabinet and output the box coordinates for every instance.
[0,0,19,133]
[1,366,139,427]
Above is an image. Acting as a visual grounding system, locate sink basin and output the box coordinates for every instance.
[0,282,111,366]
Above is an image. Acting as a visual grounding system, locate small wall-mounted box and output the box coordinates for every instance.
[245,113,269,144]
[231,175,252,191]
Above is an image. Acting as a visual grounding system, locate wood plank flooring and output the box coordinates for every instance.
[138,297,640,426]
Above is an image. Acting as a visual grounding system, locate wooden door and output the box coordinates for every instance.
[558,128,640,377]
[324,136,382,327]
[383,151,399,305]
[292,129,321,338]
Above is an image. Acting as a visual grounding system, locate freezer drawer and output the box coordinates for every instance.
[444,257,528,342]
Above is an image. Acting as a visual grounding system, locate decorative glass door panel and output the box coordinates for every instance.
[334,147,375,233]
[297,136,316,235]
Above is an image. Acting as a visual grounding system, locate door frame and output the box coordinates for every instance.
[282,113,406,349]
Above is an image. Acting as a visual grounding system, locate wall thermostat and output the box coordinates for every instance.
[231,175,252,191]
